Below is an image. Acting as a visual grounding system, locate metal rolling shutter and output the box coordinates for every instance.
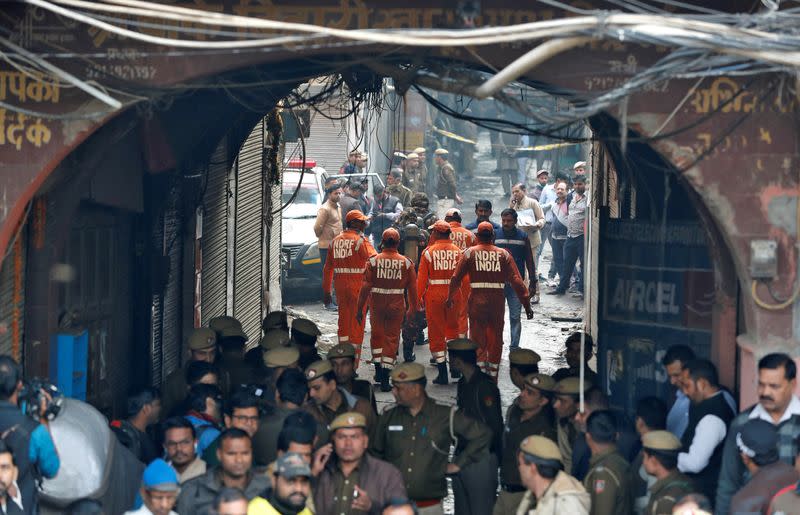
[233,122,265,343]
[0,221,26,359]
[160,194,183,383]
[284,90,357,172]
[266,163,282,312]
[201,137,231,325]
[150,212,164,384]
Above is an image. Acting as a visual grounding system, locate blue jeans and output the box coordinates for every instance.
[550,237,566,283]
[504,285,522,348]
[537,222,552,274]
[558,235,584,293]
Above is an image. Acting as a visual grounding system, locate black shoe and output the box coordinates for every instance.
[429,357,437,365]
[373,365,382,385]
[433,363,449,385]
[546,289,566,296]
[379,367,392,392]
[403,352,416,362]
[450,367,462,379]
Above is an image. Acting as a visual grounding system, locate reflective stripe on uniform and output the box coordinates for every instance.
[471,282,504,289]
[494,239,526,245]
[372,288,404,294]
[381,356,396,368]
[335,268,364,274]
[429,279,450,285]
[339,336,350,342]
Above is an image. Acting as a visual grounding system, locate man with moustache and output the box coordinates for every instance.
[248,453,314,515]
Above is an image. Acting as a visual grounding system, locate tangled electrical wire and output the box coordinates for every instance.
[3,0,800,131]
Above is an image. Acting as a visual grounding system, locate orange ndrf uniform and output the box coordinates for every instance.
[357,249,417,370]
[448,241,528,380]
[323,229,376,363]
[418,240,466,364]
[448,221,475,336]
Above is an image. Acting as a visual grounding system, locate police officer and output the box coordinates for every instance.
[162,328,223,418]
[552,377,587,474]
[583,410,632,515]
[327,342,377,414]
[641,430,693,515]
[434,149,462,218]
[370,362,491,515]
[291,318,323,370]
[447,339,502,515]
[262,310,289,333]
[508,349,541,390]
[516,435,590,515]
[210,316,252,390]
[263,347,301,387]
[494,373,557,515]
[304,360,375,438]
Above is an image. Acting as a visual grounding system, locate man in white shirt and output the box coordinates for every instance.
[677,359,735,504]
[536,171,557,279]
[126,459,180,515]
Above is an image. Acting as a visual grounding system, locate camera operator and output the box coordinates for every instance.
[0,355,60,514]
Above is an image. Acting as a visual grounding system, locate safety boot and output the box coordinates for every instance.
[380,367,392,392]
[433,363,449,385]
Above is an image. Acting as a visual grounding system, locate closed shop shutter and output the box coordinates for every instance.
[284,91,358,173]
[160,189,183,383]
[201,137,231,325]
[0,220,26,360]
[233,122,265,343]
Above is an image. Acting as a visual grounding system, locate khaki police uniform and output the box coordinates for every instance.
[494,374,557,515]
[584,446,632,515]
[370,363,491,514]
[162,328,224,418]
[387,182,413,207]
[328,343,377,414]
[515,435,590,515]
[640,430,693,515]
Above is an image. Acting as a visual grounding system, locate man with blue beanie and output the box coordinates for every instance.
[125,459,179,515]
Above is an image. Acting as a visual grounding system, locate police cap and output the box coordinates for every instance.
[219,325,247,340]
[524,373,556,392]
[188,328,217,350]
[292,318,321,337]
[208,316,242,334]
[447,339,478,351]
[263,347,300,368]
[305,360,333,381]
[519,435,562,463]
[259,329,290,350]
[329,412,367,432]
[390,362,425,383]
[554,377,592,395]
[262,311,288,331]
[642,430,682,452]
[434,148,449,156]
[413,147,426,154]
[406,152,419,159]
[327,342,356,359]
[509,348,541,366]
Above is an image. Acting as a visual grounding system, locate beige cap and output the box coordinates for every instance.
[406,152,419,159]
[447,338,478,351]
[413,147,426,154]
[262,311,287,331]
[188,328,218,350]
[519,435,562,462]
[219,325,247,340]
[434,148,449,156]
[292,318,321,337]
[573,161,587,169]
[642,430,682,451]
[390,362,425,383]
[524,373,556,392]
[330,411,367,431]
[263,347,300,368]
[555,377,592,395]
[305,360,333,380]
[208,316,242,334]
[509,348,541,366]
[260,329,290,350]
[327,343,356,359]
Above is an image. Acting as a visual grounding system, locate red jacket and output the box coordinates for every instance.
[357,249,418,313]
[322,230,376,293]
[447,243,528,302]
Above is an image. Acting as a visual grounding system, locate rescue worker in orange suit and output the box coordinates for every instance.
[447,221,532,381]
[356,228,418,392]
[418,221,467,385]
[323,210,377,365]
[444,208,475,341]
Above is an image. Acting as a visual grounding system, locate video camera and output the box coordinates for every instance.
[19,379,63,421]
